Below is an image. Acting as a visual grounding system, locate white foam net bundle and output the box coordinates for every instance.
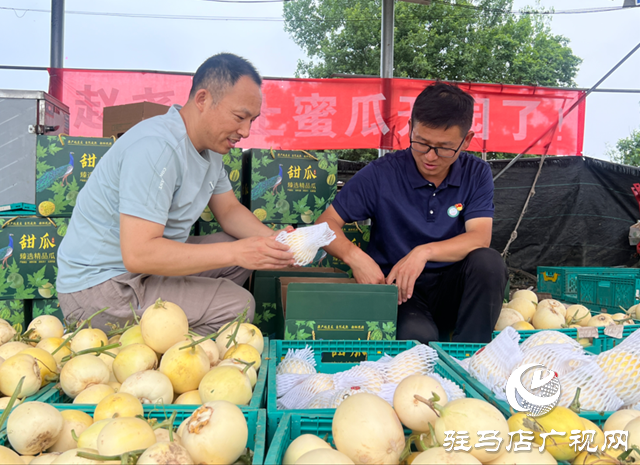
[332,365,387,393]
[519,330,584,352]
[558,359,625,412]
[362,344,439,383]
[456,358,471,371]
[306,388,373,409]
[276,346,317,376]
[276,373,311,397]
[277,373,335,410]
[615,327,640,349]
[377,383,398,406]
[595,334,640,407]
[275,223,336,266]
[519,343,594,378]
[428,373,466,402]
[468,326,523,398]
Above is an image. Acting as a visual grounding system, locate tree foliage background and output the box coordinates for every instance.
[607,128,640,167]
[283,0,582,161]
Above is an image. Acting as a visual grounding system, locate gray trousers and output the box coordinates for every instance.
[58,232,254,336]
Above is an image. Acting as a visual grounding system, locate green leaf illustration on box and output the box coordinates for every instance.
[254,302,275,327]
[33,298,64,321]
[0,299,25,327]
[33,303,59,316]
[382,322,396,340]
[366,321,383,340]
[284,326,295,340]
[290,320,315,340]
[36,140,54,176]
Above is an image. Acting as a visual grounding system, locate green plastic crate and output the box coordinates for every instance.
[266,339,486,442]
[0,406,266,465]
[537,266,640,303]
[34,337,269,410]
[430,340,618,427]
[265,413,333,465]
[577,273,640,315]
[0,384,55,416]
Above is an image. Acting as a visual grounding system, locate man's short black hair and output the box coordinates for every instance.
[411,82,475,135]
[189,53,262,103]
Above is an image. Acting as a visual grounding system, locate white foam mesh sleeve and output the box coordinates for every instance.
[519,330,584,352]
[275,223,336,266]
[276,373,335,409]
[468,326,522,398]
[559,359,625,412]
[276,346,317,376]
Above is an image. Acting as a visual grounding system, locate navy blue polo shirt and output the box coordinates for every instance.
[332,149,494,274]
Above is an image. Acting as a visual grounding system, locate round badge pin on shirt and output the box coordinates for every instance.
[447,206,459,218]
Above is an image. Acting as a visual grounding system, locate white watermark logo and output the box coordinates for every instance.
[506,363,561,417]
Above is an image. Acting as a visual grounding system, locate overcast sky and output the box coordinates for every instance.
[1,0,639,160]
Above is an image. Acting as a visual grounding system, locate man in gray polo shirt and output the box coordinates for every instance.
[57,54,294,334]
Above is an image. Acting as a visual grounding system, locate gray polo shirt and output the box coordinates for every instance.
[57,105,231,294]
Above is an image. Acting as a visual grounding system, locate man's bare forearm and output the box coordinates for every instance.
[124,237,238,276]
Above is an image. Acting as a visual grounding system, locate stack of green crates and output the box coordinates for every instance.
[537,266,640,305]
[576,273,640,314]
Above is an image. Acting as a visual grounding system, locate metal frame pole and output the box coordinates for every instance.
[50,0,65,99]
[380,0,394,79]
[51,0,64,68]
[379,0,394,157]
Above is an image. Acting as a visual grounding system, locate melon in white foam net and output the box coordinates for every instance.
[276,223,336,266]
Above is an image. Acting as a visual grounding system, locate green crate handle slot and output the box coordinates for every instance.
[542,272,559,282]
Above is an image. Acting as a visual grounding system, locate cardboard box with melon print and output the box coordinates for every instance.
[198,148,243,235]
[241,149,338,225]
[35,135,114,218]
[276,277,398,341]
[0,216,67,301]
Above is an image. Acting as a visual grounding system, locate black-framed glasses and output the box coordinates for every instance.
[409,132,467,158]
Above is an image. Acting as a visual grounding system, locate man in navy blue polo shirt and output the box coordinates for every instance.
[317,82,508,343]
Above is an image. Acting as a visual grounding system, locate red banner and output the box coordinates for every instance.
[49,68,585,155]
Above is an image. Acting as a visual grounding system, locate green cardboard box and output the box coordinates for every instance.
[0,299,26,329]
[32,298,64,322]
[277,277,398,340]
[241,149,337,225]
[0,216,67,300]
[250,267,349,337]
[35,135,114,217]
